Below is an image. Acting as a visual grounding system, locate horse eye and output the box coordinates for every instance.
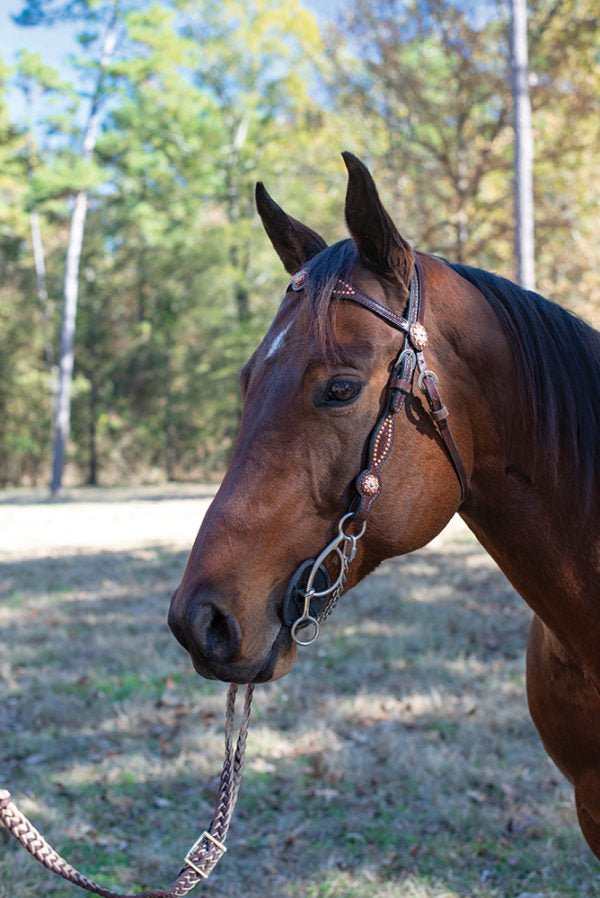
[325,379,362,404]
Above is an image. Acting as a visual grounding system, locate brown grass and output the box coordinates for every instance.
[1,486,598,898]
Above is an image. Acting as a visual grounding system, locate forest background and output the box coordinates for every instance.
[1,0,599,490]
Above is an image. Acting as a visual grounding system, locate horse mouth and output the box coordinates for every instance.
[184,622,298,685]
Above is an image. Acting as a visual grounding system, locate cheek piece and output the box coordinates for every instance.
[283,255,469,646]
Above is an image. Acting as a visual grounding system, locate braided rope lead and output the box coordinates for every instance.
[0,682,254,898]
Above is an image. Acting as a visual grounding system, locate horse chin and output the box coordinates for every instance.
[258,629,298,682]
[189,624,298,685]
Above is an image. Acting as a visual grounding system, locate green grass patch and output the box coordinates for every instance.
[1,491,598,898]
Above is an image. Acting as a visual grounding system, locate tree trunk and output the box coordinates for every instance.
[50,7,118,494]
[51,190,88,493]
[24,85,54,371]
[455,138,469,264]
[30,210,55,369]
[225,115,251,324]
[510,0,536,290]
[87,373,98,486]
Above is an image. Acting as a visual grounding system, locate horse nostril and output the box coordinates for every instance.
[191,602,242,664]
[168,594,188,651]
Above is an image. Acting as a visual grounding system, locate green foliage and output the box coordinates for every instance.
[0,284,53,485]
[325,0,600,302]
[29,156,105,203]
[324,0,513,267]
[1,0,600,486]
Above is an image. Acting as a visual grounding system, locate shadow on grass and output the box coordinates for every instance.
[0,486,218,506]
[1,540,598,898]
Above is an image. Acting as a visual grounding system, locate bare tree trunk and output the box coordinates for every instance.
[50,7,118,494]
[51,190,88,492]
[225,115,251,324]
[87,374,98,486]
[455,138,469,264]
[30,210,47,308]
[510,0,536,290]
[23,84,54,371]
[30,211,54,369]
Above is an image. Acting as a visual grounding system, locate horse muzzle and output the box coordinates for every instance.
[168,588,297,684]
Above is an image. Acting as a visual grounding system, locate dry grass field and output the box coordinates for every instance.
[1,485,598,898]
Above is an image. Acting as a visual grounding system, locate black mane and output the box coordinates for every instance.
[304,239,358,351]
[449,262,600,497]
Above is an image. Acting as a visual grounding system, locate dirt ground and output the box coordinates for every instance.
[1,486,598,898]
[0,484,217,559]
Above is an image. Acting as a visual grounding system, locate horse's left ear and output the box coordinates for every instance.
[255,182,328,274]
[342,152,413,286]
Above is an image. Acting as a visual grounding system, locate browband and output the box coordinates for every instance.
[289,267,412,334]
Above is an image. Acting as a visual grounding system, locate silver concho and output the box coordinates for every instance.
[358,471,381,497]
[409,322,428,351]
[291,269,307,290]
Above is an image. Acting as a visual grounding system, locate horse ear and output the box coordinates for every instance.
[342,152,413,285]
[255,182,328,274]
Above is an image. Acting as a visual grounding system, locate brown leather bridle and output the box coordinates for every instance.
[282,252,469,644]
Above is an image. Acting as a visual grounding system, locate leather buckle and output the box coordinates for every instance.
[184,830,227,879]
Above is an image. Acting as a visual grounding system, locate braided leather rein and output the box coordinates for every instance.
[0,682,253,898]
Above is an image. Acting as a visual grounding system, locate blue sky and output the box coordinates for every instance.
[1,0,342,119]
[1,0,76,71]
[0,0,341,72]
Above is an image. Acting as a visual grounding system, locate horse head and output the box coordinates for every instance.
[167,155,600,867]
[168,153,474,683]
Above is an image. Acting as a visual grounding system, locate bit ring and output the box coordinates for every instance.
[291,615,320,646]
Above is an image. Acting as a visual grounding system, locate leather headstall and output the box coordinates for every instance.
[289,253,469,526]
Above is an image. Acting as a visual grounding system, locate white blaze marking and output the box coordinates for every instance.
[265,323,291,359]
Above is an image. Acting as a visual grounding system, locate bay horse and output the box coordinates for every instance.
[169,153,600,859]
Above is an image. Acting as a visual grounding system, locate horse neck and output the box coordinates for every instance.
[435,265,600,675]
[461,450,600,681]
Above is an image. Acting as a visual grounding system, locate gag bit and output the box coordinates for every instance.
[291,513,367,646]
